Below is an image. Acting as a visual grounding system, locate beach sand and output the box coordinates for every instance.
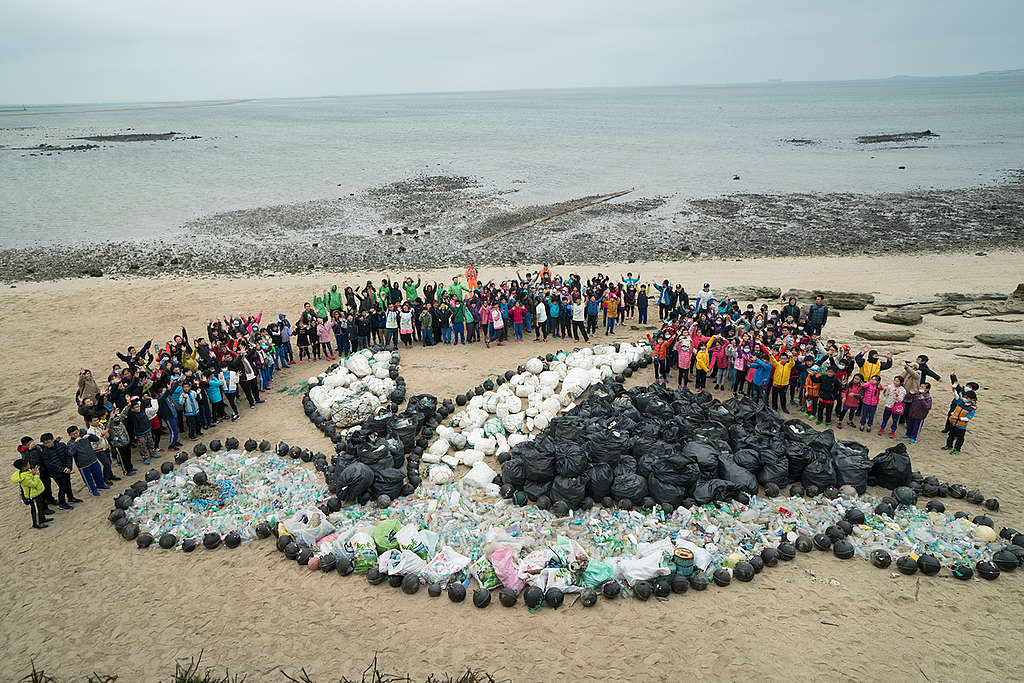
[2,250,1023,681]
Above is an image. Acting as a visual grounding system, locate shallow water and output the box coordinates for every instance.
[2,73,1023,247]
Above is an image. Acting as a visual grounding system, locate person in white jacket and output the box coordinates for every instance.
[220,368,240,421]
[534,299,548,342]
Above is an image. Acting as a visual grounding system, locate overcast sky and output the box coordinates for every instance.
[3,0,1022,104]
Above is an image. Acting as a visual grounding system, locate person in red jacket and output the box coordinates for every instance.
[647,330,677,385]
[836,374,864,429]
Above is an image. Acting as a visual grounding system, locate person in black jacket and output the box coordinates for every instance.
[810,366,844,426]
[39,433,81,509]
[781,297,800,322]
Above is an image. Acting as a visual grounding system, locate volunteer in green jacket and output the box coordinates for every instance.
[325,285,344,313]
[451,300,470,345]
[448,275,468,301]
[403,276,421,301]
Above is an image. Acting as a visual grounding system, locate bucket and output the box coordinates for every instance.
[673,548,694,576]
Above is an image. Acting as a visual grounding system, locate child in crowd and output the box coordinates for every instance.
[941,389,976,455]
[858,375,882,431]
[904,382,931,445]
[810,365,843,426]
[803,366,821,416]
[878,375,907,438]
[11,459,50,529]
[836,374,864,428]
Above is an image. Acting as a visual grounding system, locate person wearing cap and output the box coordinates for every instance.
[941,389,976,455]
[695,283,714,312]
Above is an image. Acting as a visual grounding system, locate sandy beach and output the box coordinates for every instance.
[3,250,1024,681]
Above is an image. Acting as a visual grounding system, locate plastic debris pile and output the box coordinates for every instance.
[107,443,325,550]
[264,480,1024,609]
[304,349,405,434]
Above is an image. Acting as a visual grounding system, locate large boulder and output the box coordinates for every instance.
[873,311,922,326]
[1010,283,1024,300]
[937,292,1007,302]
[717,285,782,302]
[975,334,1024,349]
[854,329,915,342]
[783,289,874,310]
[877,297,941,308]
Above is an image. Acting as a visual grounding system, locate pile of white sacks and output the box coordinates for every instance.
[306,350,398,428]
[423,343,650,491]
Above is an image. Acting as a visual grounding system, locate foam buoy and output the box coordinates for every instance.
[224,531,241,549]
[951,564,973,580]
[992,550,1018,572]
[653,576,671,597]
[337,557,354,576]
[795,535,813,553]
[777,543,796,561]
[402,574,420,594]
[255,522,272,539]
[689,572,709,590]
[473,589,491,608]
[833,539,854,559]
[748,555,764,574]
[448,582,467,602]
[203,532,221,549]
[712,568,732,587]
[896,556,918,575]
[136,533,154,549]
[893,486,917,506]
[580,588,598,607]
[761,547,779,566]
[426,582,442,597]
[499,588,518,607]
[181,537,197,552]
[763,482,780,497]
[158,533,177,549]
[366,568,386,585]
[733,561,754,582]
[925,500,945,513]
[813,533,832,551]
[602,581,620,599]
[976,561,1000,580]
[845,508,866,525]
[193,471,208,486]
[670,573,689,593]
[870,549,891,568]
[632,581,652,600]
[319,554,337,573]
[984,498,1000,512]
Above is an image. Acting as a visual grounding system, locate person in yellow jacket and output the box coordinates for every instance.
[760,343,796,413]
[11,458,50,529]
[693,335,719,392]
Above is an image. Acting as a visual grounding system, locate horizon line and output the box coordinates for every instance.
[2,68,1021,111]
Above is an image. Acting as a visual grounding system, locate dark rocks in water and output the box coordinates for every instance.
[855,130,938,144]
[854,329,915,342]
[784,138,820,146]
[76,132,182,142]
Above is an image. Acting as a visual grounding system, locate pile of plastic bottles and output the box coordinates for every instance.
[127,450,325,543]
[309,481,1016,587]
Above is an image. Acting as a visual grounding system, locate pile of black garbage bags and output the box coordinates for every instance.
[322,394,457,509]
[499,379,913,511]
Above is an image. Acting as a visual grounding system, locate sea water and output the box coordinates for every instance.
[1,73,1023,247]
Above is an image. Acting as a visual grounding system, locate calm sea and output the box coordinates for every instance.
[2,74,1023,247]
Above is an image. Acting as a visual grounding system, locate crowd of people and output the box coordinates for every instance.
[12,265,979,530]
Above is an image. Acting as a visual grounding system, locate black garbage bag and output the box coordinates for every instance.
[757,448,791,487]
[406,394,437,418]
[785,441,812,481]
[555,442,588,477]
[524,479,552,501]
[641,398,674,421]
[613,454,637,478]
[718,453,758,494]
[783,418,815,442]
[337,462,375,500]
[732,448,761,474]
[870,443,912,489]
[611,472,648,504]
[691,479,737,505]
[550,475,586,509]
[584,427,631,465]
[501,458,527,490]
[650,450,700,488]
[386,416,418,452]
[833,450,872,494]
[370,467,405,499]
[806,429,836,453]
[384,438,405,468]
[727,424,750,452]
[647,472,688,508]
[682,440,719,478]
[659,418,693,444]
[802,452,836,490]
[586,463,614,500]
[521,445,555,482]
[356,440,393,472]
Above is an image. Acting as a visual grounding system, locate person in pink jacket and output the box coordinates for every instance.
[858,374,882,431]
[710,342,728,391]
[675,336,693,388]
[316,318,336,360]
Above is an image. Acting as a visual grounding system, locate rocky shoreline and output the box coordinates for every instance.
[1,172,1022,283]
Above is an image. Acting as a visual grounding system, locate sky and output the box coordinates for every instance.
[2,0,1022,104]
